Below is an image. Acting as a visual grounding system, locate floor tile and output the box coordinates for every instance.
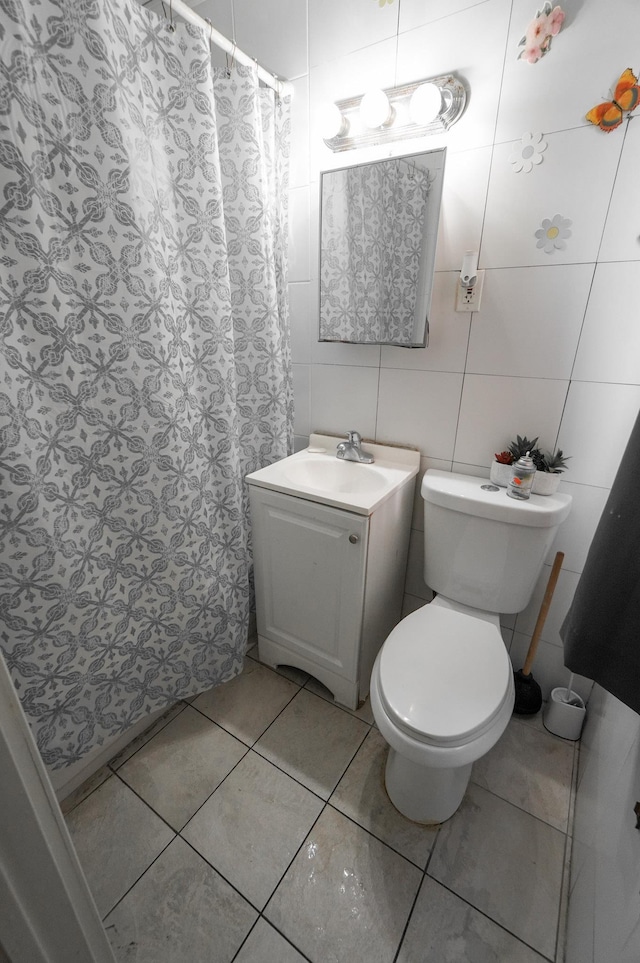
[471,715,575,831]
[108,703,187,770]
[182,750,324,909]
[104,836,257,962]
[265,806,422,963]
[330,728,437,867]
[428,783,565,960]
[60,765,111,815]
[304,675,375,724]
[192,659,299,745]
[253,688,368,799]
[65,775,174,918]
[234,918,308,963]
[397,876,549,962]
[117,705,247,830]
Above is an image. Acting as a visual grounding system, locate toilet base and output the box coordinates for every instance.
[385,748,472,824]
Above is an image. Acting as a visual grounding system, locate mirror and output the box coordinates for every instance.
[318,148,445,347]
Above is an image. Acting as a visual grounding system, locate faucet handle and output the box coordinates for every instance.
[346,430,362,446]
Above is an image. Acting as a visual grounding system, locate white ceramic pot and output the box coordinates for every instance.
[532,472,561,496]
[489,461,512,488]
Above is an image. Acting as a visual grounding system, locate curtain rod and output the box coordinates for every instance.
[165,0,292,97]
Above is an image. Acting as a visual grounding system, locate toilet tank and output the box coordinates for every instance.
[422,470,572,614]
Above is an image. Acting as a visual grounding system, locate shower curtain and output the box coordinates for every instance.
[0,0,292,770]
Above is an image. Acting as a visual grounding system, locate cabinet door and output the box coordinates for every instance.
[250,488,369,682]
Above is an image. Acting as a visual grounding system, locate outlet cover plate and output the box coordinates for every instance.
[455,269,485,312]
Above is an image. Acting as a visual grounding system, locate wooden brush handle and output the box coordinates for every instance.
[522,551,564,676]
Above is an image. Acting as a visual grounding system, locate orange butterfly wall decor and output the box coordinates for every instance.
[586,68,640,132]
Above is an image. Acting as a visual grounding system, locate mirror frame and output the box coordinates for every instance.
[318,148,446,348]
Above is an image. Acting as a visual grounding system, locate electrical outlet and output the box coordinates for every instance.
[455,269,485,312]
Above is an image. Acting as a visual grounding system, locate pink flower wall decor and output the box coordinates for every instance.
[518,2,565,64]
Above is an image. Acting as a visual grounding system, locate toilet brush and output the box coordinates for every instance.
[513,551,564,715]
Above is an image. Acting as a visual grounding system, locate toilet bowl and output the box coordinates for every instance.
[370,597,515,824]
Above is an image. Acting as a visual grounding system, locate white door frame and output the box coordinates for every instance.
[0,653,115,962]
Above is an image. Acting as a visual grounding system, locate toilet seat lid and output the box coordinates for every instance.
[378,605,511,744]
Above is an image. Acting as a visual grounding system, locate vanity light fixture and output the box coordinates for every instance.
[360,89,393,129]
[409,83,442,125]
[322,74,466,152]
[319,102,349,140]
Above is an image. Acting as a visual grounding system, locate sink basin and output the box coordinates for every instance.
[282,458,388,495]
[246,433,420,515]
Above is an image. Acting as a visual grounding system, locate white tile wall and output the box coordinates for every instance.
[235,4,640,956]
[572,261,640,384]
[454,374,568,468]
[376,369,463,457]
[310,364,379,438]
[395,0,511,152]
[234,0,308,79]
[289,282,313,365]
[481,128,623,268]
[599,117,640,262]
[557,381,640,488]
[289,76,310,189]
[292,364,310,438]
[288,186,311,283]
[308,0,399,68]
[514,565,581,645]
[398,0,490,34]
[466,264,594,379]
[546,481,610,575]
[434,147,492,272]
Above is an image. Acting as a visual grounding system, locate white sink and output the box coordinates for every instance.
[282,458,388,495]
[246,433,420,515]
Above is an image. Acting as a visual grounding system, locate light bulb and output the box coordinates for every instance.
[409,83,442,125]
[320,102,347,140]
[360,89,391,129]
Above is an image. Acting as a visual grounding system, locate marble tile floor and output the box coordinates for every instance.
[63,650,578,963]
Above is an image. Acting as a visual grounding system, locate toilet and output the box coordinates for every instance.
[371,469,572,824]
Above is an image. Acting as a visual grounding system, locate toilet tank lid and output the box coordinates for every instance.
[422,470,572,528]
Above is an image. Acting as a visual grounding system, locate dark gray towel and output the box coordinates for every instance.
[560,408,640,714]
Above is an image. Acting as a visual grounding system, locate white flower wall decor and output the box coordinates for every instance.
[509,132,548,173]
[535,214,572,254]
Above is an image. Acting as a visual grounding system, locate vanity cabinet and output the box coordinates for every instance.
[248,436,418,709]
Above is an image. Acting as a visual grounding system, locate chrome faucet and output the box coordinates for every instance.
[336,430,374,464]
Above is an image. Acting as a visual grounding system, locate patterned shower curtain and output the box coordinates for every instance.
[0,0,292,771]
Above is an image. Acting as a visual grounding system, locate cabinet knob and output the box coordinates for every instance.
[349,534,359,544]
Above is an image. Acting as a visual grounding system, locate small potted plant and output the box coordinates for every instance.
[490,435,539,488]
[531,447,570,495]
[490,435,569,495]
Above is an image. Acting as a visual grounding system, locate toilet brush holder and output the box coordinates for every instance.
[543,686,586,740]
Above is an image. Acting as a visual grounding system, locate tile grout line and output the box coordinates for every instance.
[554,739,580,962]
[471,767,572,829]
[423,876,557,963]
